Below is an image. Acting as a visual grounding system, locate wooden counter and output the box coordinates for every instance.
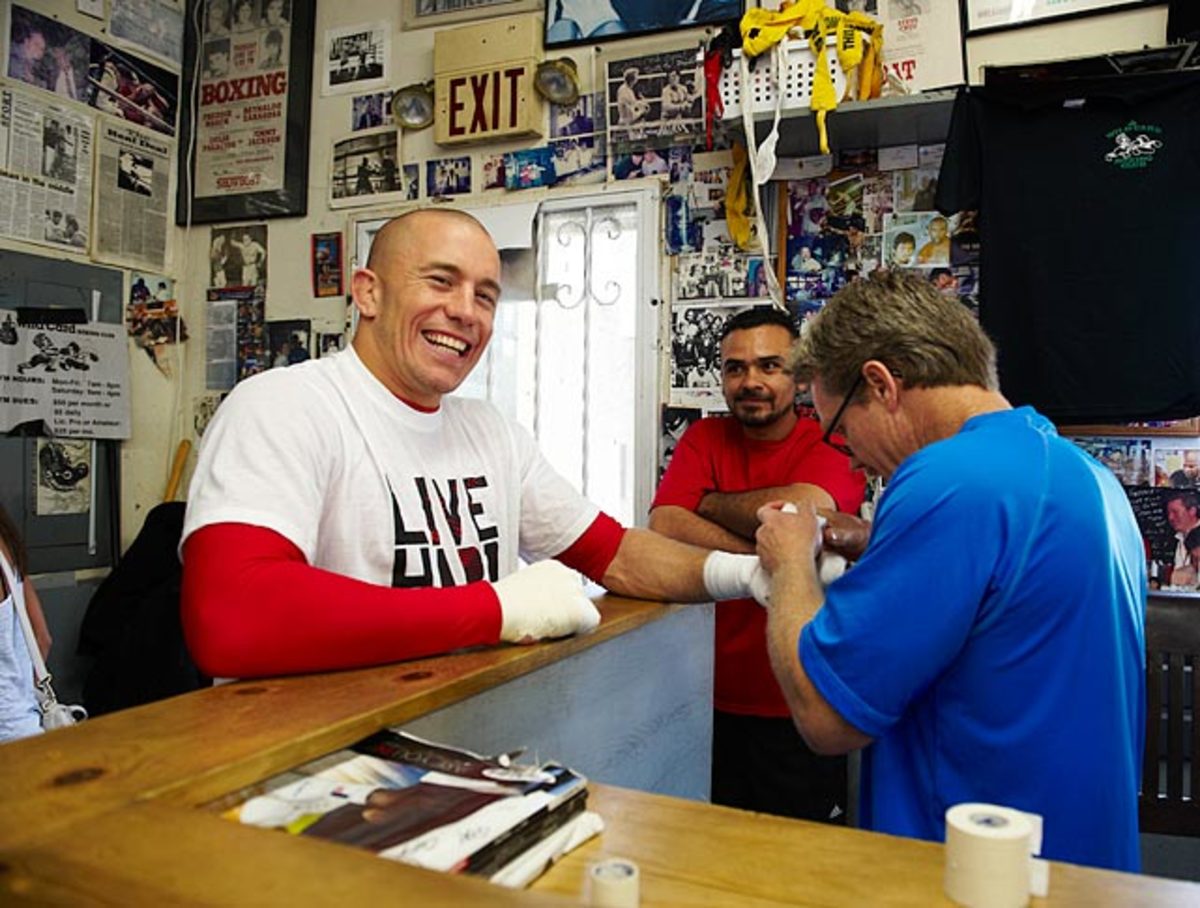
[1,595,1197,906]
[0,596,708,850]
[538,786,1200,906]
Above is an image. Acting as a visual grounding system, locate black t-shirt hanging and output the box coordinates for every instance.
[937,73,1200,424]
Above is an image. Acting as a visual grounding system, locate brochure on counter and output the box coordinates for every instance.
[220,729,602,887]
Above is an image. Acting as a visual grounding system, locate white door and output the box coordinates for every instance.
[457,189,661,526]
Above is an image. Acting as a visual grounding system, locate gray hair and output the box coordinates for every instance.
[790,270,998,397]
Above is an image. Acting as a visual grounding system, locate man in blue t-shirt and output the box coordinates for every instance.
[754,271,1146,871]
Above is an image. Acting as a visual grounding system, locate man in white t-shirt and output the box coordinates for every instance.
[182,209,768,678]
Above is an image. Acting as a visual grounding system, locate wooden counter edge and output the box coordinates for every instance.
[5,782,1198,907]
[0,595,695,849]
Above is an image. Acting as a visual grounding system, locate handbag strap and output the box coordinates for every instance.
[1,550,51,686]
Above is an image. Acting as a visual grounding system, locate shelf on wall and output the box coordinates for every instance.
[734,89,959,159]
[1060,420,1200,438]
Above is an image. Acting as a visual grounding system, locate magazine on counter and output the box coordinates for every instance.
[219,730,602,885]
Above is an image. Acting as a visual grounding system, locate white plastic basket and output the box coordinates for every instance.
[718,38,849,120]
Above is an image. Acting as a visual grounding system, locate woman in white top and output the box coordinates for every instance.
[0,504,50,742]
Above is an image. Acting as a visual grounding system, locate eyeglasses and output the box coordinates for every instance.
[821,371,864,458]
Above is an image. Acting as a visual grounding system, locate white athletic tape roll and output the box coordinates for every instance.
[944,803,1047,908]
[587,857,640,908]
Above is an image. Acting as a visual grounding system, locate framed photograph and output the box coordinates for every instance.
[503,147,555,190]
[351,91,393,131]
[316,332,345,356]
[209,223,268,289]
[330,129,414,209]
[322,21,389,96]
[312,232,344,298]
[175,0,316,224]
[266,319,312,368]
[603,45,705,154]
[964,0,1165,35]
[427,155,472,198]
[403,0,539,30]
[547,0,743,49]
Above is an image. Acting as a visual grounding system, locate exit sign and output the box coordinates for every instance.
[434,59,540,145]
[433,16,544,146]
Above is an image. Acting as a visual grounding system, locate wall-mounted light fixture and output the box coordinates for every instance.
[392,81,435,129]
[533,58,580,106]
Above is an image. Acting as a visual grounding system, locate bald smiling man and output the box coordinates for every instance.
[182,209,769,678]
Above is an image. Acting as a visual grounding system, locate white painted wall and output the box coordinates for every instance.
[5,1,1169,548]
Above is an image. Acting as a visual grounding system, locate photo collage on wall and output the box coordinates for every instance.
[0,4,186,266]
[321,30,721,210]
[783,144,980,323]
[8,4,179,137]
[666,143,981,407]
[1062,430,1200,593]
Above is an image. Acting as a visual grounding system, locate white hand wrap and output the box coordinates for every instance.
[493,561,601,643]
[703,551,772,606]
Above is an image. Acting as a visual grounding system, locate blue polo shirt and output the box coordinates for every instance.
[800,407,1145,870]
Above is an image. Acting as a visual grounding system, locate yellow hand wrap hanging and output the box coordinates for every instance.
[739,3,884,154]
[740,1,821,58]
[724,140,754,250]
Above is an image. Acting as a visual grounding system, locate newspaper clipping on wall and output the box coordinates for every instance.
[0,310,131,439]
[0,87,94,254]
[194,0,291,198]
[95,122,170,271]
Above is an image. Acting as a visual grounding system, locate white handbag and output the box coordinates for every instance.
[10,563,87,730]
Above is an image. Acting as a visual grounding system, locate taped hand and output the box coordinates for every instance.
[492,561,602,644]
[703,551,773,607]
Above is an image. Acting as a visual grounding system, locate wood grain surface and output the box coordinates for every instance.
[536,785,1200,907]
[0,596,683,849]
[2,593,1197,906]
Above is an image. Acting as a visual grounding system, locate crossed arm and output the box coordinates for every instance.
[649,481,835,553]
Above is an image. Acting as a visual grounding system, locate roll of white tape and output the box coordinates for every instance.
[587,857,640,908]
[944,803,1035,908]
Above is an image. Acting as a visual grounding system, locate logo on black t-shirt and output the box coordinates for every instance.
[1104,121,1163,170]
[390,476,499,588]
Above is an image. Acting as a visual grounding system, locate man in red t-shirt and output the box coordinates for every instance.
[650,307,864,821]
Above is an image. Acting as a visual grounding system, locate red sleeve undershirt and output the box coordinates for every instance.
[181,513,626,679]
[554,510,626,583]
